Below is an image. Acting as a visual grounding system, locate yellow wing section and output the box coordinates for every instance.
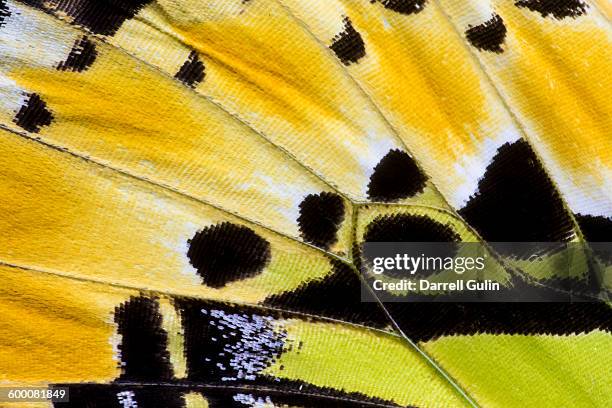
[0,1,353,254]
[439,0,612,219]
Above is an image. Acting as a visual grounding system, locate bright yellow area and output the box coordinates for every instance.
[0,130,335,304]
[264,320,469,407]
[281,0,518,204]
[424,331,612,407]
[130,1,406,201]
[0,265,131,383]
[439,0,611,213]
[494,0,612,188]
[2,8,341,245]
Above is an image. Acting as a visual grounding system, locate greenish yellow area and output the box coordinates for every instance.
[264,320,469,408]
[424,331,612,407]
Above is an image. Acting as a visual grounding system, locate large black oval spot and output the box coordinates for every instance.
[330,17,366,65]
[515,0,588,19]
[187,222,271,288]
[297,192,345,249]
[465,14,507,53]
[373,0,428,15]
[363,213,460,277]
[364,213,460,243]
[367,149,427,202]
[459,140,574,243]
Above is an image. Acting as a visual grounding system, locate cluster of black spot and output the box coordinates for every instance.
[113,296,174,381]
[297,192,345,249]
[25,0,153,36]
[187,222,271,288]
[263,260,390,328]
[175,51,206,88]
[367,149,428,202]
[330,17,366,66]
[0,1,10,27]
[465,14,507,53]
[372,0,427,15]
[515,0,588,19]
[57,36,98,72]
[14,93,53,133]
[459,140,575,246]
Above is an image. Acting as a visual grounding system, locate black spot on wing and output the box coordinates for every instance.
[367,149,428,202]
[114,296,174,381]
[297,192,345,249]
[330,17,366,65]
[372,0,427,15]
[187,222,271,288]
[57,36,97,72]
[465,14,507,53]
[515,0,588,19]
[263,260,391,328]
[0,1,11,27]
[364,213,460,243]
[361,213,459,278]
[174,51,205,88]
[14,93,53,133]
[37,0,153,35]
[459,139,574,244]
